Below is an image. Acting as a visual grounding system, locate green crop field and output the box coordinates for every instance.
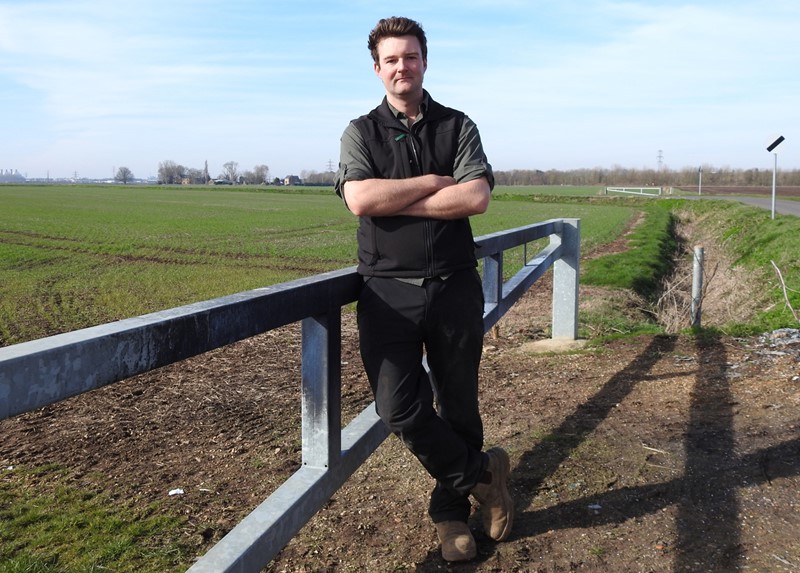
[3,184,798,347]
[0,184,635,346]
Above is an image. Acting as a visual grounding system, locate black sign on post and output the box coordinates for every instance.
[767,135,785,152]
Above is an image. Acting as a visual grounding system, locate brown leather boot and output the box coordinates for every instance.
[470,447,514,541]
[435,520,477,562]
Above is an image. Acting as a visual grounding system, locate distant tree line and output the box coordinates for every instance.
[124,160,800,188]
[267,165,800,188]
[300,169,336,186]
[493,165,800,187]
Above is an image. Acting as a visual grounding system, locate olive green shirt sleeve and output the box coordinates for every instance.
[334,122,372,201]
[456,115,494,190]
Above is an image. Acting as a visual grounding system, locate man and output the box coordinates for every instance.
[334,16,514,562]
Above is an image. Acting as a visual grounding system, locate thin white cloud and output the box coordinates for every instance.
[430,2,800,170]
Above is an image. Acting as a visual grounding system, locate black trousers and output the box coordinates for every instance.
[357,268,487,523]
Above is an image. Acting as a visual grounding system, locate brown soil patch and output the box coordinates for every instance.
[2,215,799,572]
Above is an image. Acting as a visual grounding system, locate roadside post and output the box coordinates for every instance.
[698,166,702,195]
[691,246,704,328]
[766,135,785,220]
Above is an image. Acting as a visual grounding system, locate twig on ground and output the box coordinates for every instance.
[773,554,798,568]
[641,444,669,455]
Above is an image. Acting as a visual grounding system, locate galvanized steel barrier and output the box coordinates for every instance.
[0,218,580,572]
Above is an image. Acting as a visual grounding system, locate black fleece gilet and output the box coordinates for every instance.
[351,96,479,278]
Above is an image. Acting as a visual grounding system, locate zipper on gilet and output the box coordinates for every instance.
[407,126,435,277]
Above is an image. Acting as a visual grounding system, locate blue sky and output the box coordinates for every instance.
[1,0,798,180]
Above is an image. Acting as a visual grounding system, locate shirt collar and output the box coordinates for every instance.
[386,91,429,124]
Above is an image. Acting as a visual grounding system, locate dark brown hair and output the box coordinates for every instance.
[368,17,427,64]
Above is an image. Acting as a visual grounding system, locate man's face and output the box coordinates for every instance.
[374,35,427,101]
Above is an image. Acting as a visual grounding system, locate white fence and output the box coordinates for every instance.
[604,186,663,197]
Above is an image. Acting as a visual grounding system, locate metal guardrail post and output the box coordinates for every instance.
[301,310,342,470]
[551,218,580,339]
[482,252,502,334]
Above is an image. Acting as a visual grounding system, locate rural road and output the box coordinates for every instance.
[683,194,800,217]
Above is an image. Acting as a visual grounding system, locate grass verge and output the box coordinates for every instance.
[676,198,800,333]
[581,202,677,299]
[579,197,800,337]
[0,465,190,573]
